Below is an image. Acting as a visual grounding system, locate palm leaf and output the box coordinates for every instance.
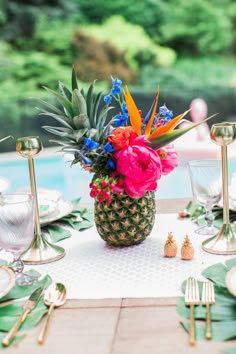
[124,86,142,135]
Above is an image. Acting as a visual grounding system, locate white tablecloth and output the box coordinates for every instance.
[2,213,235,299]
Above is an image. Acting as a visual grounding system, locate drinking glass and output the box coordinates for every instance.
[188,160,222,235]
[0,193,38,285]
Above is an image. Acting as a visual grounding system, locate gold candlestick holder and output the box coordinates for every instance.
[16,136,65,264]
[202,123,236,255]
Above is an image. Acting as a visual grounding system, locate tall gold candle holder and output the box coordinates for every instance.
[202,123,236,255]
[16,136,65,264]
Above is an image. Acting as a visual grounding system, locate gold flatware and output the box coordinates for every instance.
[2,286,44,347]
[185,277,200,346]
[201,281,215,339]
[37,283,66,345]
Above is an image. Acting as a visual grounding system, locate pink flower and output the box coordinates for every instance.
[114,136,162,198]
[158,144,178,175]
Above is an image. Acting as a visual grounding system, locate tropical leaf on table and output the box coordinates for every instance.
[177,257,236,343]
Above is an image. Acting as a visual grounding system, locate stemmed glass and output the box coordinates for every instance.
[188,160,222,235]
[0,193,38,286]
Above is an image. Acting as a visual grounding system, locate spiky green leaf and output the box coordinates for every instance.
[42,86,74,118]
[59,81,72,101]
[73,114,90,129]
[87,128,98,139]
[39,112,72,128]
[49,139,76,146]
[92,91,104,126]
[86,81,95,120]
[72,89,88,117]
[72,128,88,141]
[43,126,73,137]
[97,106,114,136]
[71,66,78,90]
[36,98,66,116]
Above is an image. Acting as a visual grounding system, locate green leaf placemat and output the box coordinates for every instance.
[177,257,236,348]
[183,201,236,229]
[42,198,94,244]
[0,269,52,350]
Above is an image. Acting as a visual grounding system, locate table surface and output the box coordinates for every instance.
[4,199,236,354]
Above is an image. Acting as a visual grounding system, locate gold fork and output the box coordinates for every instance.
[185,277,200,345]
[201,281,215,339]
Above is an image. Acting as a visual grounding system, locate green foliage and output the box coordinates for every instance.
[158,0,234,55]
[81,16,176,69]
[74,0,166,40]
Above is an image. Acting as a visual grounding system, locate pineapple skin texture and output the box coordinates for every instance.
[94,191,156,246]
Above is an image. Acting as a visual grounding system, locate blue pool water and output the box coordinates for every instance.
[0,150,194,204]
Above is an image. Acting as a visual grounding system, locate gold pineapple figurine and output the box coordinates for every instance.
[164,232,178,258]
[181,235,194,260]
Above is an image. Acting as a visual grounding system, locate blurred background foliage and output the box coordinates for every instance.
[0,0,236,151]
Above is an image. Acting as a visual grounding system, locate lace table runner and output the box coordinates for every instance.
[3,213,235,299]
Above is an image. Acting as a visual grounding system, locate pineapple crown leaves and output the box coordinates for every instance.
[38,67,113,145]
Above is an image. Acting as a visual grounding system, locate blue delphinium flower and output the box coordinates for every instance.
[111,77,122,95]
[84,137,99,150]
[104,143,114,153]
[121,101,128,115]
[159,104,173,119]
[106,158,116,170]
[104,94,112,105]
[113,114,128,127]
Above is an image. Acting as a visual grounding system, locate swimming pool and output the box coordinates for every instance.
[0,146,235,205]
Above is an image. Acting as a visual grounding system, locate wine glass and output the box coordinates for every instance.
[0,193,38,286]
[188,160,222,235]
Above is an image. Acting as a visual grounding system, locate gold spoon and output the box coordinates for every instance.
[38,282,66,344]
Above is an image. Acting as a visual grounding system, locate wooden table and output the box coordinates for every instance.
[5,199,236,354]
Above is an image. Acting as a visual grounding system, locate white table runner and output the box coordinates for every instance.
[3,213,235,299]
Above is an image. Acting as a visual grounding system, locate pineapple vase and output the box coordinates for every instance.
[94,191,156,247]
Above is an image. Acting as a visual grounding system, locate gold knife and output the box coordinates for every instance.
[2,286,44,347]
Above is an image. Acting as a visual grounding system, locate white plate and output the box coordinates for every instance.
[226,266,236,297]
[40,199,73,226]
[0,266,15,299]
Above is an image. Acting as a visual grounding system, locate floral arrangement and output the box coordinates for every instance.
[41,69,213,204]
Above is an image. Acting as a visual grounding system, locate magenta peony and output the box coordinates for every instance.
[114,136,162,198]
